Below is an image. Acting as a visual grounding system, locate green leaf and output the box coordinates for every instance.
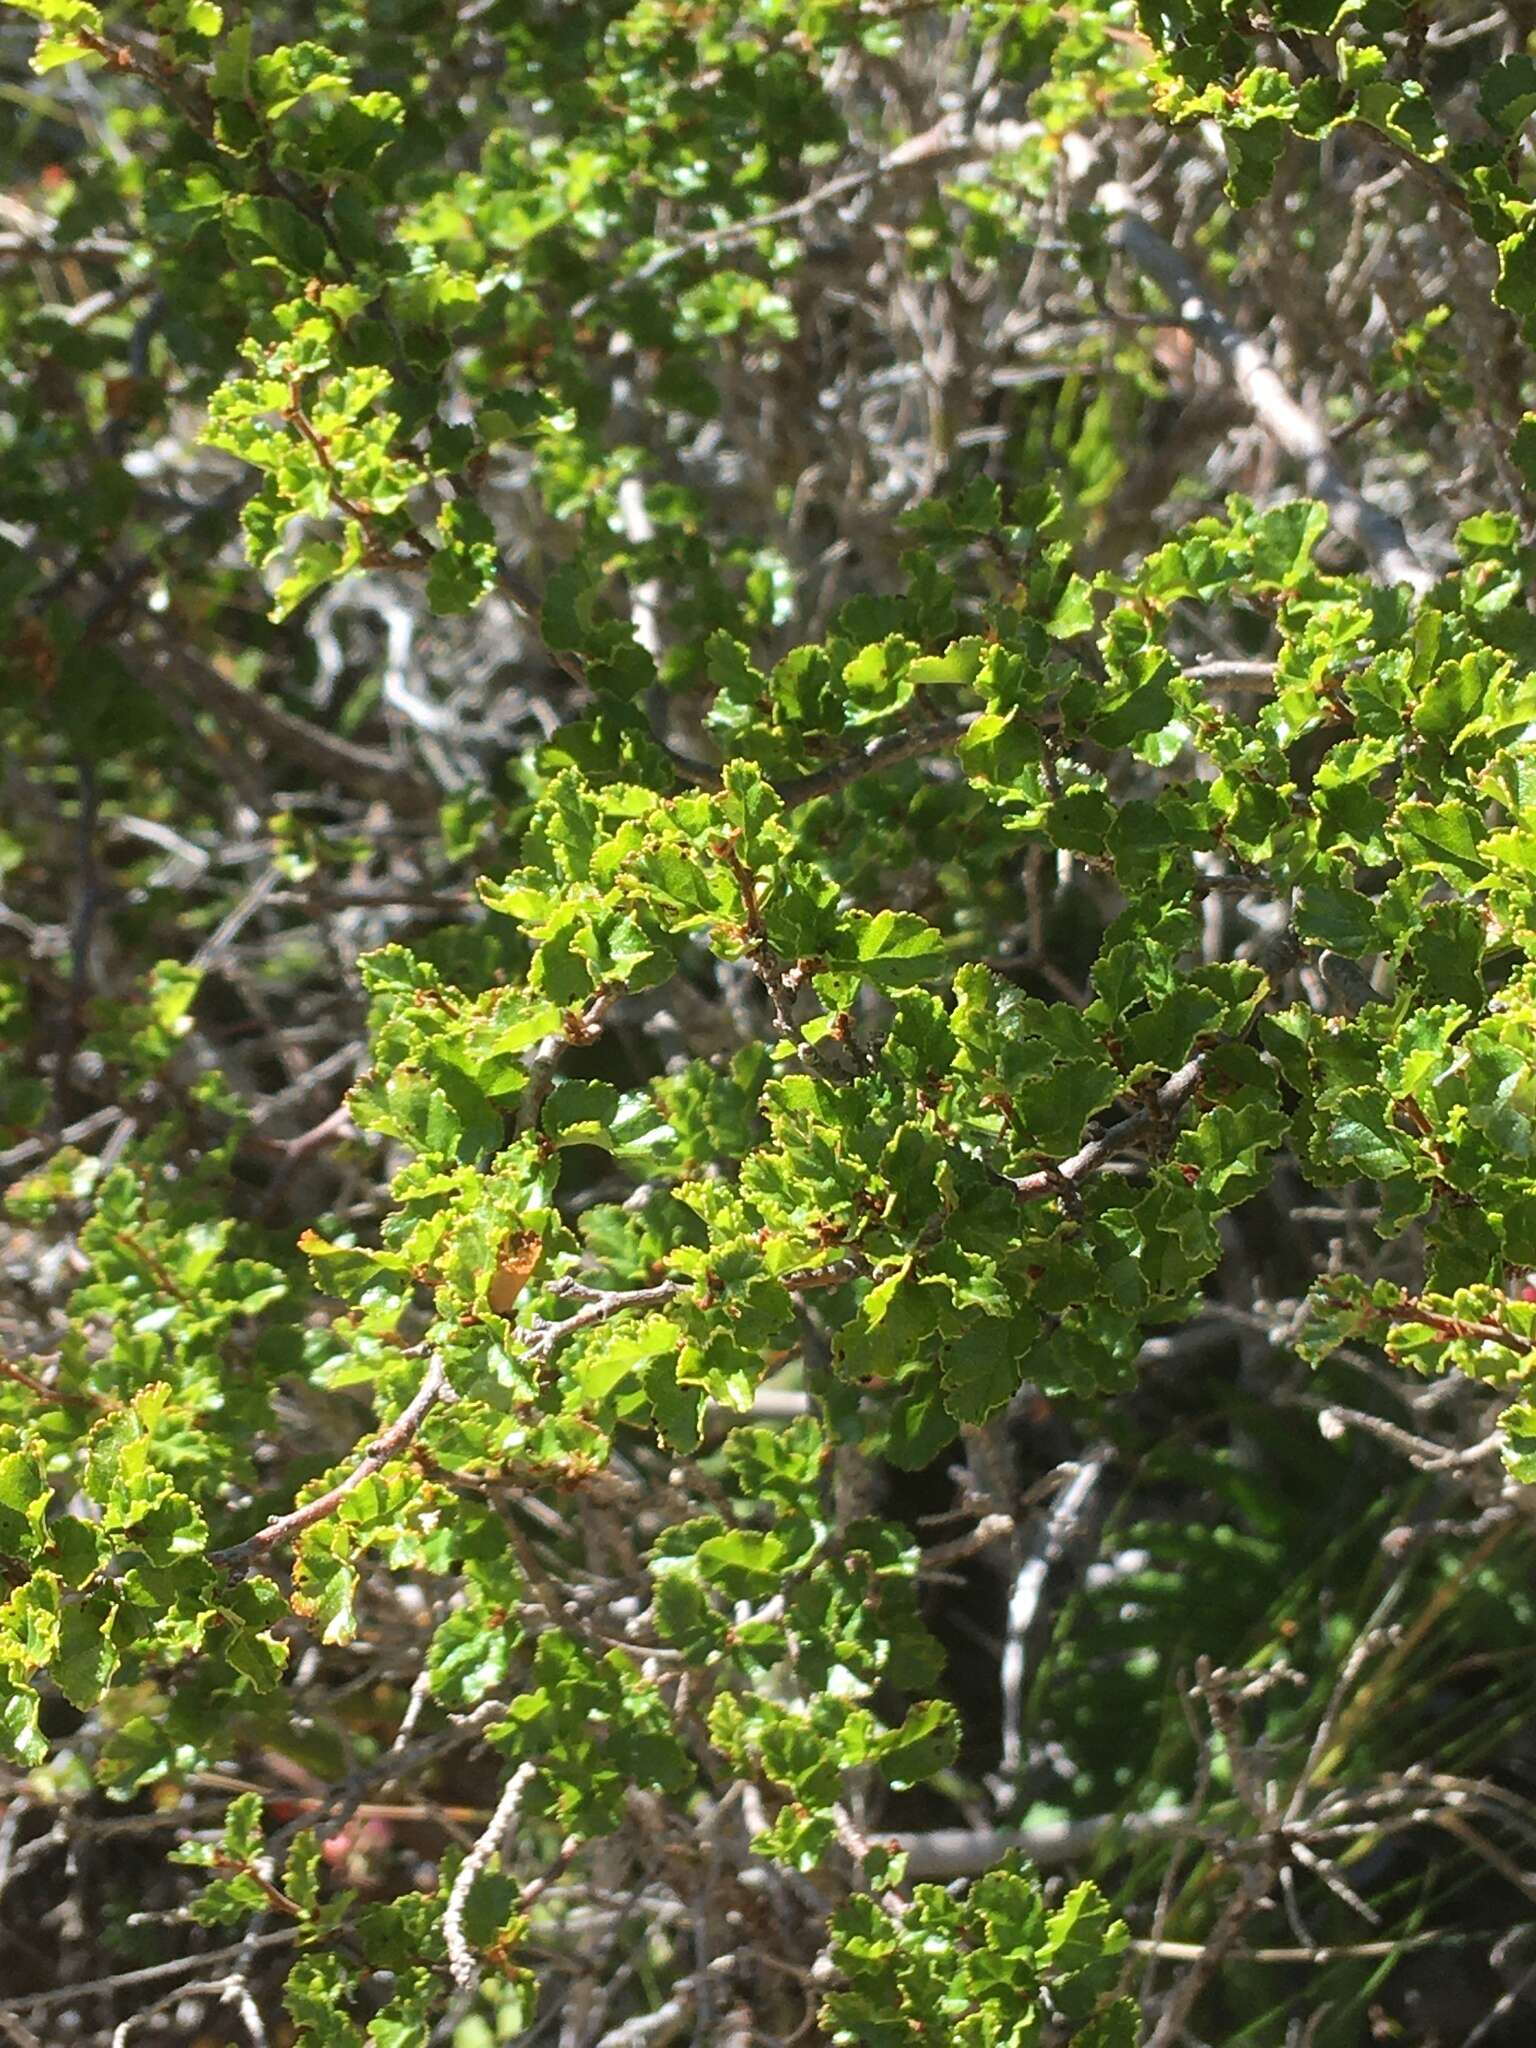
[543,1079,620,1148]
[1295,884,1377,955]
[1482,56,1536,137]
[1324,1092,1421,1180]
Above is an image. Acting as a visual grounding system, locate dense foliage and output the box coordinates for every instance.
[4,1,1536,2041]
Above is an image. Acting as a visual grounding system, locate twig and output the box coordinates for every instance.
[0,1354,108,1410]
[1139,1689,1219,2010]
[777,1255,868,1296]
[191,866,282,971]
[1132,1928,1472,1964]
[570,118,964,320]
[515,992,620,1138]
[775,715,977,806]
[57,751,101,1123]
[11,1931,302,2015]
[1193,1658,1274,1829]
[921,1510,1015,1569]
[831,1802,906,1916]
[110,1973,266,2048]
[0,231,137,262]
[445,1762,539,1993]
[1009,1056,1207,1203]
[703,1388,811,1432]
[1185,660,1277,684]
[210,1267,691,1572]
[527,1280,690,1363]
[270,886,474,913]
[1432,1806,1536,1912]
[1373,1293,1536,1365]
[1145,1863,1271,2048]
[1313,1401,1502,1475]
[259,1696,513,1856]
[0,1102,121,1172]
[1464,1953,1536,2047]
[444,478,588,692]
[209,1352,448,1573]
[35,473,253,622]
[590,1990,696,2048]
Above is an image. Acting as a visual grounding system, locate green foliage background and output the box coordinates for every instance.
[4,1,1536,2042]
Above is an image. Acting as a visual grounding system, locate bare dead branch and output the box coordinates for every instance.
[1086,169,1435,595]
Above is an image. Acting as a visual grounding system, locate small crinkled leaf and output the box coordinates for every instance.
[833,909,947,990]
[1482,54,1536,136]
[567,1313,681,1406]
[1501,1394,1536,1484]
[542,1078,620,1147]
[1294,883,1377,955]
[693,1526,789,1598]
[872,1698,958,1788]
[293,1544,360,1646]
[1323,1091,1423,1180]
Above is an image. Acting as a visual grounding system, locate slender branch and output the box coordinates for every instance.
[591,1989,696,2048]
[765,1060,1211,1307]
[1145,1863,1271,2048]
[570,117,964,320]
[711,1387,812,1427]
[0,231,138,262]
[34,473,255,623]
[445,477,589,691]
[270,886,473,913]
[1131,1928,1468,1964]
[1313,1402,1502,1474]
[1009,1056,1207,1203]
[260,1696,513,1858]
[528,1280,689,1362]
[779,1256,869,1296]
[1380,1295,1536,1362]
[209,1272,692,1572]
[0,1355,109,1410]
[286,389,377,532]
[514,991,621,1138]
[209,1354,448,1574]
[658,714,979,810]
[11,1932,302,2016]
[776,715,977,806]
[445,1761,538,1993]
[148,644,438,813]
[1185,660,1276,684]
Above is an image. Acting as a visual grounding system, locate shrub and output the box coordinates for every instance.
[3,2,1536,2042]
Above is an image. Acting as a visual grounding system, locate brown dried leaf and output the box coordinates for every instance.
[487,1230,542,1314]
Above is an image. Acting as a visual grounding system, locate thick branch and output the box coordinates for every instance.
[1094,179,1434,595]
[998,1449,1110,1782]
[150,643,439,813]
[894,1804,1195,1878]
